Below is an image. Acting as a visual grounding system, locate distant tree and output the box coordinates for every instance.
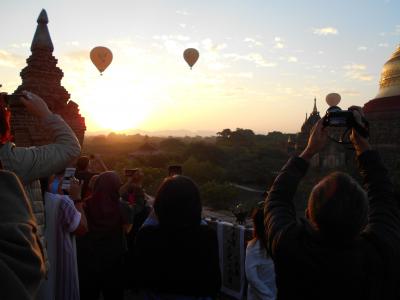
[159,138,187,154]
[142,154,169,168]
[185,142,226,165]
[200,181,239,210]
[141,167,166,195]
[217,128,232,140]
[216,128,255,147]
[183,156,225,184]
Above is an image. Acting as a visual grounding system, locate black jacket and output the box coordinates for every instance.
[264,150,400,300]
[135,224,221,298]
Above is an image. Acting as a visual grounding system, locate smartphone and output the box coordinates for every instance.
[61,167,76,193]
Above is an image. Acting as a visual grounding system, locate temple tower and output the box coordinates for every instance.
[10,9,86,146]
[363,44,400,167]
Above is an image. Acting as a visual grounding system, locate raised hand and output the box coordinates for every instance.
[299,119,328,161]
[20,91,52,119]
[348,106,371,156]
[69,178,83,202]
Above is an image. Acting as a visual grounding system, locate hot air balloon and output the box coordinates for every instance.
[326,93,341,107]
[90,46,113,75]
[183,48,199,69]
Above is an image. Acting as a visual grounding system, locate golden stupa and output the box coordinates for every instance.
[375,44,400,99]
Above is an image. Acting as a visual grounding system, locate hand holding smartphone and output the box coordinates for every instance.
[61,167,76,194]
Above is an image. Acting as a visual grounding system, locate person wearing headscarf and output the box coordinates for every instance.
[77,171,127,300]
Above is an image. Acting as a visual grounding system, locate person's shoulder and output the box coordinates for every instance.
[247,238,258,250]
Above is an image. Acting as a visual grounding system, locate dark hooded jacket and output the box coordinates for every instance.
[264,150,400,300]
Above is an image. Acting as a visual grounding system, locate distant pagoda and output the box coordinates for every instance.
[11,9,86,146]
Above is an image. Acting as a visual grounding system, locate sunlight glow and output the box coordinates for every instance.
[77,75,156,132]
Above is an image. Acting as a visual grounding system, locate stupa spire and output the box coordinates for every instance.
[313,97,317,113]
[11,9,85,147]
[31,9,54,52]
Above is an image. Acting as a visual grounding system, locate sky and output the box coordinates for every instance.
[0,0,399,135]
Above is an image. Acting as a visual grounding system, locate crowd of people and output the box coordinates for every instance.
[1,90,400,300]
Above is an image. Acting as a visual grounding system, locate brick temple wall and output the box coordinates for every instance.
[10,9,85,147]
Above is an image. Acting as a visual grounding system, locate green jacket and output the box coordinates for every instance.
[0,114,81,270]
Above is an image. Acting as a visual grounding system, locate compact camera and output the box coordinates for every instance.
[323,106,356,127]
[323,93,369,139]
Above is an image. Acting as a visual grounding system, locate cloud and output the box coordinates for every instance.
[0,50,24,68]
[153,35,190,41]
[198,39,229,70]
[179,23,186,28]
[378,43,389,47]
[288,56,298,63]
[274,37,284,48]
[62,50,88,61]
[152,35,192,54]
[343,64,373,81]
[201,39,227,52]
[243,38,263,47]
[9,42,30,49]
[396,25,400,34]
[357,46,368,51]
[340,89,361,97]
[176,10,190,16]
[226,72,253,79]
[224,52,276,67]
[313,27,338,36]
[66,41,80,47]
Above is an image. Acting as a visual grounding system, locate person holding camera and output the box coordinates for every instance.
[0,91,81,275]
[264,107,400,299]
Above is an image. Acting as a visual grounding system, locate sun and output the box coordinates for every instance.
[78,76,154,133]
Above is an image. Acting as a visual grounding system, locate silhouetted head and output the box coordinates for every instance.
[85,171,122,233]
[307,172,368,241]
[154,175,202,229]
[76,156,90,172]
